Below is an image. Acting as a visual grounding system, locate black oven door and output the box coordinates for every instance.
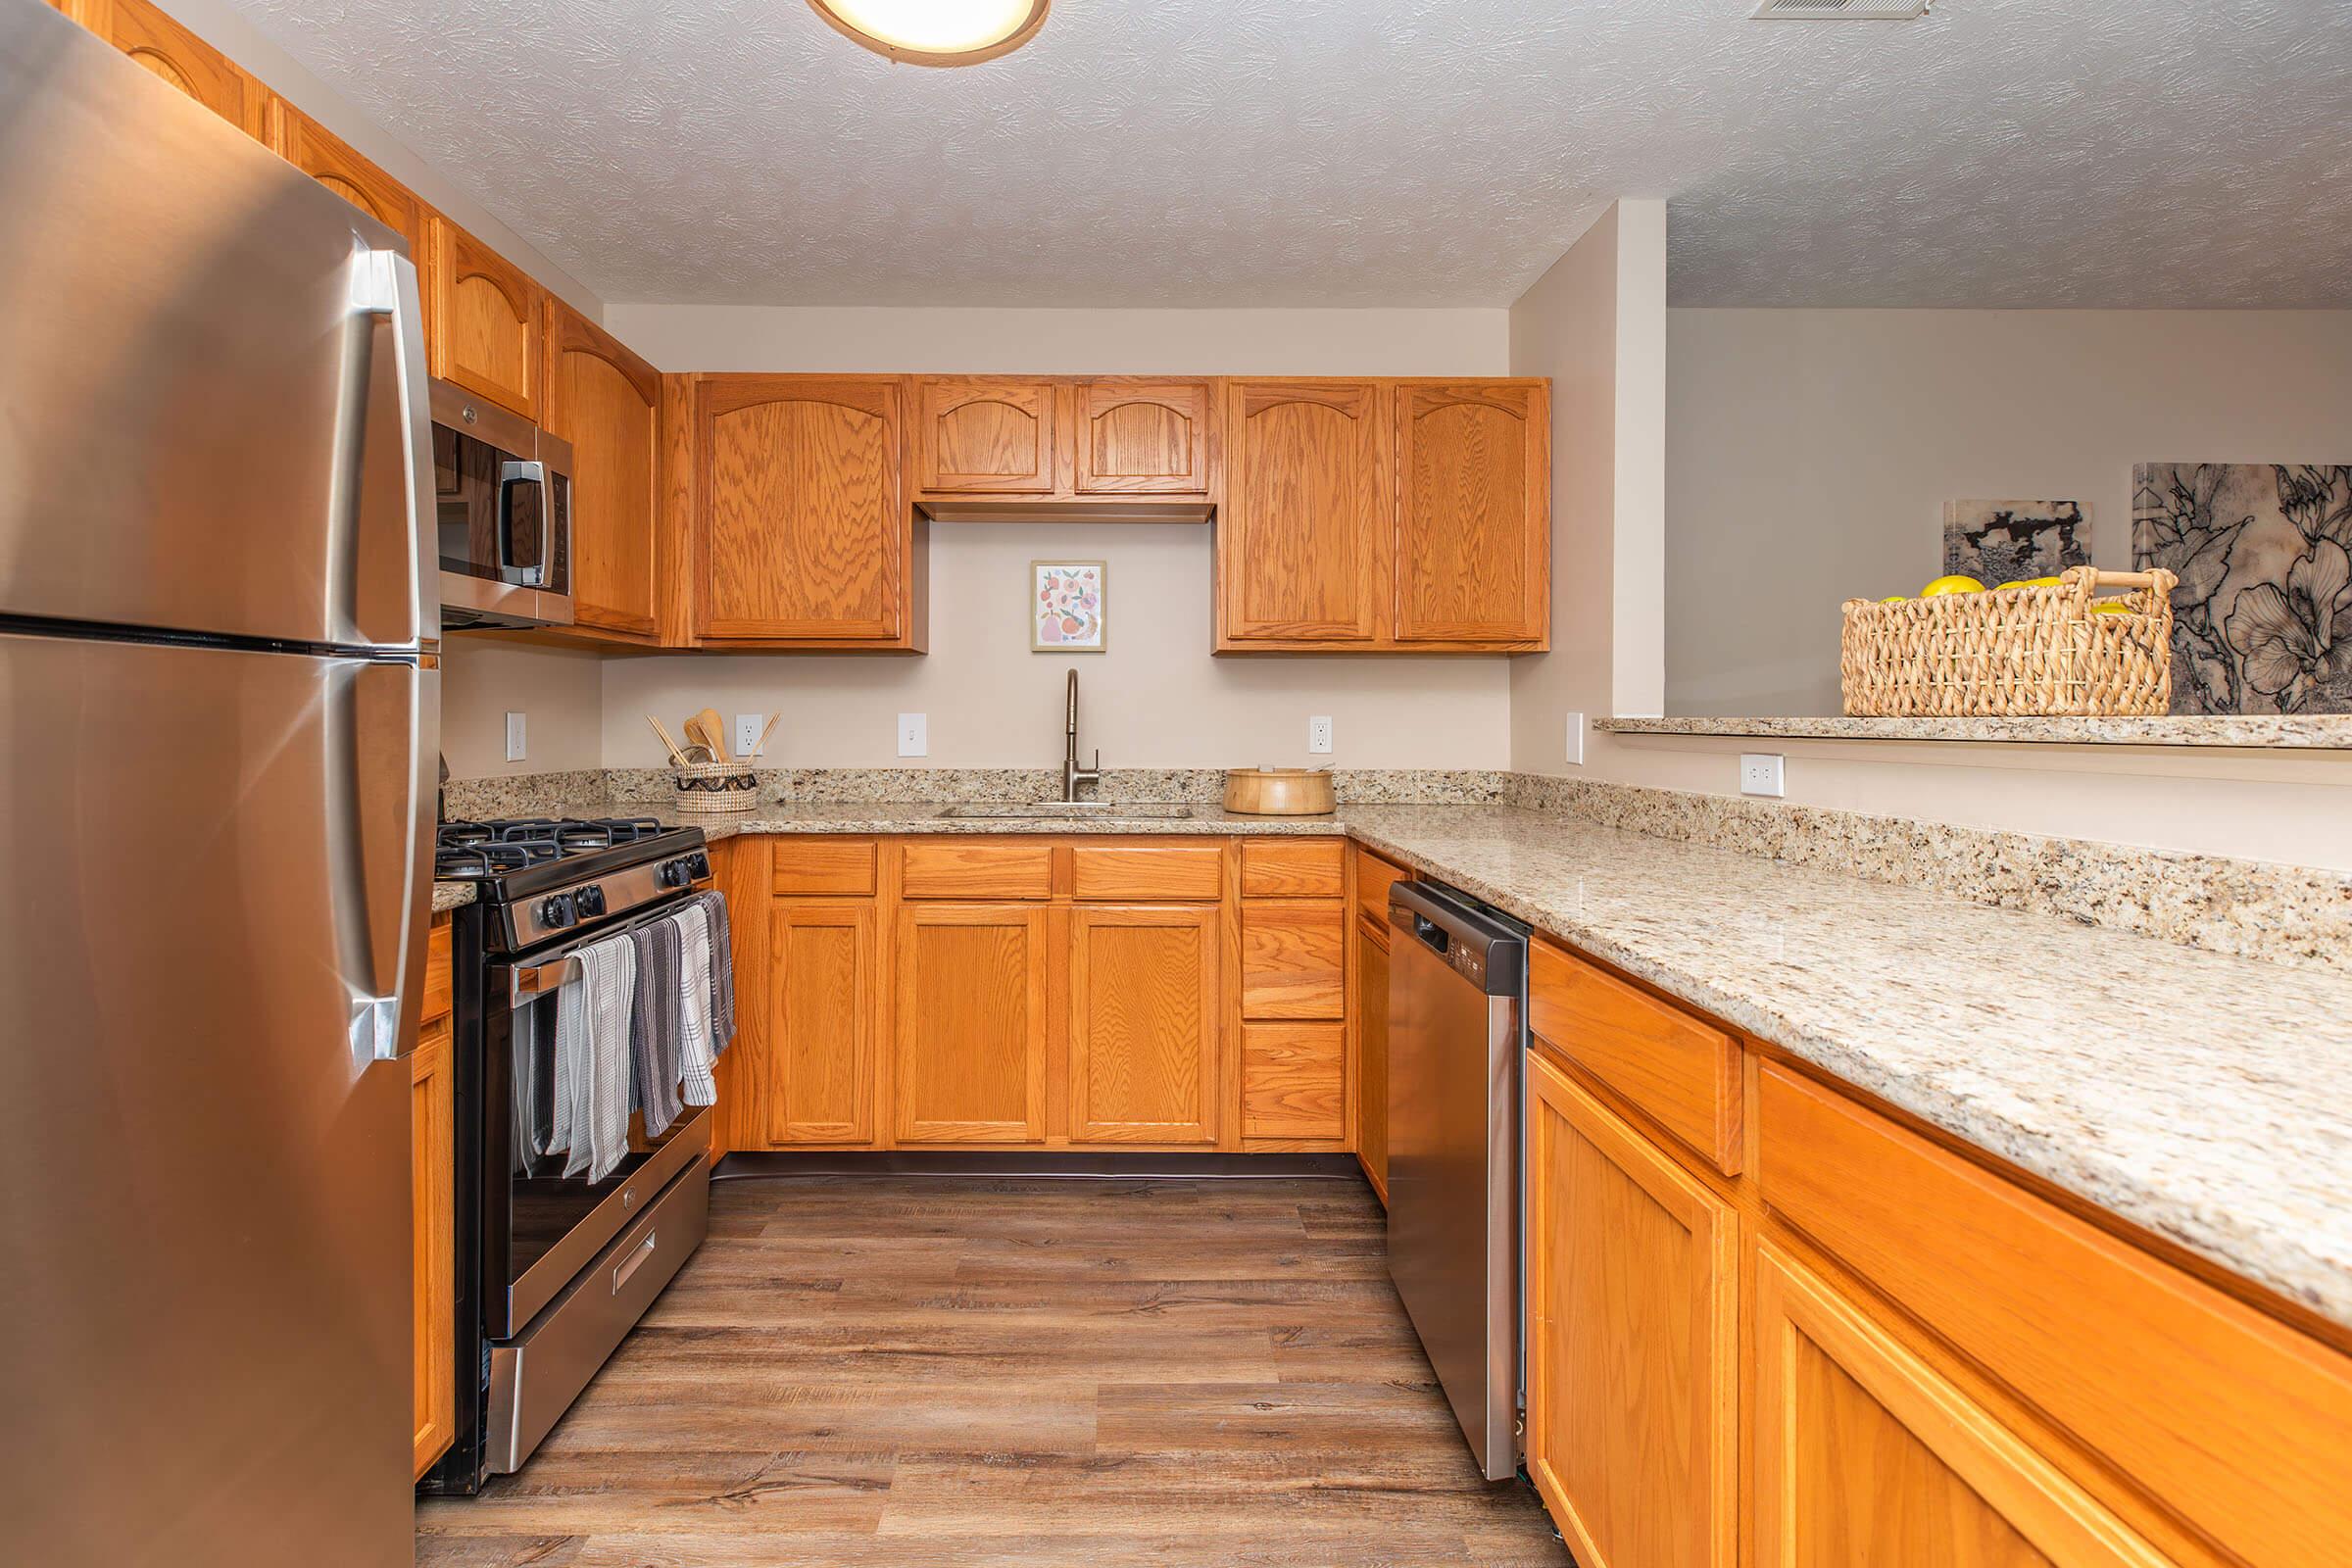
[482,927,710,1340]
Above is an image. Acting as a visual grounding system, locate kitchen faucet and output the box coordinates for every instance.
[1061,668,1102,802]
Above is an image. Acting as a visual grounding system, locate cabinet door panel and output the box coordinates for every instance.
[915,377,1055,494]
[1240,1022,1344,1141]
[1068,906,1219,1145]
[543,301,662,636]
[1240,903,1347,1019]
[895,905,1048,1144]
[79,0,264,136]
[1753,1247,2176,1568]
[1219,381,1385,641]
[1395,380,1548,645]
[428,218,541,419]
[410,1017,455,1480]
[1355,914,1389,1200]
[1073,379,1214,496]
[265,99,425,260]
[767,903,879,1145]
[1526,1051,1736,1568]
[696,376,907,641]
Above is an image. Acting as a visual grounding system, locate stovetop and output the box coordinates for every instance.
[436,815,709,901]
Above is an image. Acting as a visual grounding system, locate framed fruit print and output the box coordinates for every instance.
[1031,561,1106,652]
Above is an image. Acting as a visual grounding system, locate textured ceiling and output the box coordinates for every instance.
[221,0,2352,308]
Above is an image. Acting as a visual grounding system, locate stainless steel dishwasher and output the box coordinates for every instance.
[1387,879,1531,1482]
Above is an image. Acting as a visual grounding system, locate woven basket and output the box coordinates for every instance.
[670,760,758,814]
[1839,566,2179,717]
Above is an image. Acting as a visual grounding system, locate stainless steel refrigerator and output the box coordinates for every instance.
[0,7,437,1564]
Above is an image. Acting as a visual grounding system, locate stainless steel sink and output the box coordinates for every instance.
[936,801,1198,820]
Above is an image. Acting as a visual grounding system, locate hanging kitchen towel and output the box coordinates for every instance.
[696,890,736,1055]
[675,901,717,1106]
[551,932,638,1181]
[627,916,686,1138]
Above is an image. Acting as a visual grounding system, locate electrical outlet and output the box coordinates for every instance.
[1740,753,1786,798]
[734,712,765,760]
[504,711,526,762]
[897,713,928,758]
[1307,715,1334,755]
[1564,710,1585,766]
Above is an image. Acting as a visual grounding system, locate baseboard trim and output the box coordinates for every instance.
[712,1151,1366,1182]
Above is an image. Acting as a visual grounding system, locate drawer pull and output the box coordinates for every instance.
[612,1230,657,1294]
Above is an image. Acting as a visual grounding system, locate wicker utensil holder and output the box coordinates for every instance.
[670,760,757,814]
[1839,566,2179,717]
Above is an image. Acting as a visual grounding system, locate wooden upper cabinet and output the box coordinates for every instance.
[1067,906,1220,1145]
[1394,379,1549,646]
[428,216,542,419]
[1218,380,1387,644]
[264,98,425,260]
[1072,379,1215,496]
[1752,1247,2174,1568]
[543,300,662,638]
[692,375,919,647]
[913,377,1055,495]
[1526,1049,1737,1568]
[70,0,265,137]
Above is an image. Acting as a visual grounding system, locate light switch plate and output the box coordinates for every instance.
[897,713,928,758]
[1307,715,1334,755]
[1564,710,1585,765]
[1740,753,1786,798]
[504,711,526,762]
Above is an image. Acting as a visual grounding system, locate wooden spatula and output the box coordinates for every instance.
[687,708,730,761]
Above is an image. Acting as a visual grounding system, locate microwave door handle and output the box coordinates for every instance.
[499,460,548,586]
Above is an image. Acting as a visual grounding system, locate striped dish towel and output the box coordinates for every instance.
[627,917,685,1137]
[676,902,717,1106]
[695,890,735,1055]
[552,932,638,1181]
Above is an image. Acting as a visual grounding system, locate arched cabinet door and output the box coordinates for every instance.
[1073,379,1215,497]
[265,99,426,261]
[1393,379,1549,647]
[428,216,542,419]
[693,375,916,645]
[913,377,1055,495]
[543,301,662,638]
[1217,379,1387,644]
[66,0,266,137]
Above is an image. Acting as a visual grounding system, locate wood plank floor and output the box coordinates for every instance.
[416,1174,1569,1566]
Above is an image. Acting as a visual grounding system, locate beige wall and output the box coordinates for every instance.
[1506,200,1671,774]
[161,0,603,316]
[1665,308,2352,715]
[439,640,605,778]
[587,306,1518,770]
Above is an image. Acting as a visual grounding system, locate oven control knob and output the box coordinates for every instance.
[538,893,577,930]
[572,885,608,918]
[685,851,711,881]
[658,858,689,888]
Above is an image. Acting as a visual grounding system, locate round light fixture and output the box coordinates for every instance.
[807,0,1051,66]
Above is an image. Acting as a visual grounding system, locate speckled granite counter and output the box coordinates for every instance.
[430,881,474,913]
[433,799,2352,1328]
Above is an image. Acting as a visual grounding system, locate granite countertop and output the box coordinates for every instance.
[1597,713,2352,749]
[431,798,2352,1326]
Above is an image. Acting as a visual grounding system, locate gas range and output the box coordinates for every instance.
[435,817,712,951]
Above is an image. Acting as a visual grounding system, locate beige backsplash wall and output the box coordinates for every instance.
[454,307,1519,774]
[439,640,605,779]
[1665,308,2352,716]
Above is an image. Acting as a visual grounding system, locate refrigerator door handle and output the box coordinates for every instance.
[340,242,436,650]
[337,659,434,1061]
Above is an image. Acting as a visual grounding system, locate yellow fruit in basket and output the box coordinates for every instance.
[1920,574,1985,597]
[2091,601,2133,615]
[1994,576,2063,592]
[1880,595,1908,603]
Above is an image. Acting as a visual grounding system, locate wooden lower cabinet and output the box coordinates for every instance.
[1067,905,1219,1144]
[1526,1047,1738,1568]
[409,1012,455,1480]
[1353,911,1390,1200]
[894,903,1050,1144]
[767,902,879,1145]
[1753,1245,2175,1568]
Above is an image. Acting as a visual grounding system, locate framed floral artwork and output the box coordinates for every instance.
[2132,464,2352,714]
[1031,561,1106,652]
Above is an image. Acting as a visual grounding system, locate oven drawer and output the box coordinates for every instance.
[502,1105,713,1335]
[484,1155,710,1476]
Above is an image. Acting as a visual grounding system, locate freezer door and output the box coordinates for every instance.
[0,4,433,651]
[0,632,434,1568]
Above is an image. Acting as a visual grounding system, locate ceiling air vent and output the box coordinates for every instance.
[1751,0,1930,18]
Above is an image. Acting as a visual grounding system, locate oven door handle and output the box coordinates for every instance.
[509,954,584,1006]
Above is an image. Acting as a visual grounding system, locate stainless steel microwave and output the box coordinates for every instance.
[431,378,574,628]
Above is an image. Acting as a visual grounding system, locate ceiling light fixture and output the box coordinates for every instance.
[807,0,1051,66]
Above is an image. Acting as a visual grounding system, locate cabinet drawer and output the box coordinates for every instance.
[900,841,1054,901]
[1241,904,1347,1018]
[419,918,452,1026]
[1529,940,1741,1176]
[1071,844,1223,902]
[1354,848,1409,930]
[771,839,878,896]
[1241,1023,1346,1140]
[1758,1064,2352,1568]
[1240,838,1346,898]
